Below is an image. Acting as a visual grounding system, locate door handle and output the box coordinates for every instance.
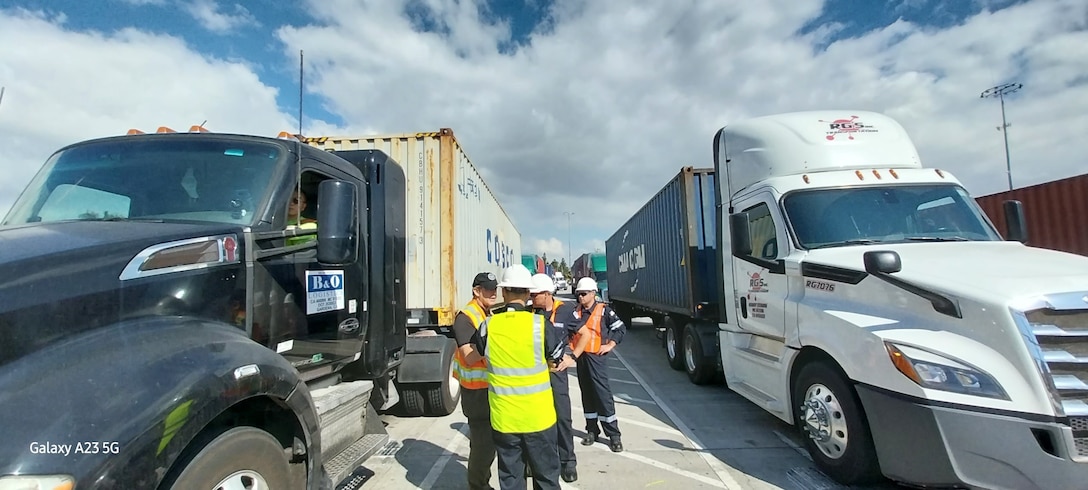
[739,296,748,319]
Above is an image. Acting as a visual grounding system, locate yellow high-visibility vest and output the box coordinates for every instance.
[453,301,489,389]
[484,311,556,433]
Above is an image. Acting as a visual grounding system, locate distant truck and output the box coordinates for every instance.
[571,252,607,299]
[606,111,1088,488]
[0,127,519,489]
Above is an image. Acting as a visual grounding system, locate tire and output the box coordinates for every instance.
[400,388,425,416]
[161,427,293,490]
[423,344,461,416]
[664,318,684,371]
[793,362,883,485]
[683,324,715,385]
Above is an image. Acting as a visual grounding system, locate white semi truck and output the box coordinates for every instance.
[607,111,1088,488]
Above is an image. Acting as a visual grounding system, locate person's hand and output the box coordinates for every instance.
[598,343,615,355]
[552,355,576,372]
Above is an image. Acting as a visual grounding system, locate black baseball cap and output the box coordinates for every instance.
[473,272,498,290]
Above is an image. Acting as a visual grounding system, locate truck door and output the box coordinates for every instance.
[253,164,366,380]
[732,193,788,340]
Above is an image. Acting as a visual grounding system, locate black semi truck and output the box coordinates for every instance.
[0,128,520,489]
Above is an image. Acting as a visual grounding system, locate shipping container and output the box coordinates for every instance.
[522,254,538,272]
[309,129,521,326]
[606,167,717,320]
[974,173,1088,257]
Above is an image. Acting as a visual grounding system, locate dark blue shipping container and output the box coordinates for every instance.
[606,167,718,318]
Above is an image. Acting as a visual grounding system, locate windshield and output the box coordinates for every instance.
[782,184,1001,249]
[2,137,284,227]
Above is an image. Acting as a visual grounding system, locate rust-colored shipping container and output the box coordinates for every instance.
[974,173,1088,256]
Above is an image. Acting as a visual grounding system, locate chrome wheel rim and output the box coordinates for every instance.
[213,470,269,490]
[800,383,848,460]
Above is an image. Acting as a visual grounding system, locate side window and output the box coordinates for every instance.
[744,202,779,261]
[284,169,333,246]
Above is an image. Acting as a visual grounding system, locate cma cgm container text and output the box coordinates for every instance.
[309,129,521,326]
[606,167,717,322]
[974,173,1088,256]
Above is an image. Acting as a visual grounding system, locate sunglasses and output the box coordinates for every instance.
[577,292,593,297]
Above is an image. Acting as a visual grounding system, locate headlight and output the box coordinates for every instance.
[885,342,1009,400]
[0,475,75,490]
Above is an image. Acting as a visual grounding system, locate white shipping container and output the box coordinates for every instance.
[307,129,521,326]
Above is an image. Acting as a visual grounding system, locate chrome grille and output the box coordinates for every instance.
[1073,417,1088,432]
[1027,308,1088,419]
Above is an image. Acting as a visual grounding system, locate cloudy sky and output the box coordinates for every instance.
[0,0,1085,261]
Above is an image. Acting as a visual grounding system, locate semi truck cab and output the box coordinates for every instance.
[0,130,446,489]
[711,111,1088,488]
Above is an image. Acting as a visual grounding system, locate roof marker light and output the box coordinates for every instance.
[189,125,209,133]
[935,169,945,178]
[802,175,810,184]
[889,169,899,179]
[855,170,864,180]
[872,170,882,179]
[156,126,176,133]
[126,129,145,135]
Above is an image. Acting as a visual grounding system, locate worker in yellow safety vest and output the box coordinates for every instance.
[285,189,317,246]
[473,265,575,490]
[451,271,500,490]
[530,273,590,483]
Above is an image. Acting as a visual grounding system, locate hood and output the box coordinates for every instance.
[804,241,1088,304]
[0,220,241,365]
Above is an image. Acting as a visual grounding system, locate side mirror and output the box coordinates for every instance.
[863,250,902,274]
[730,213,752,256]
[317,180,358,265]
[1003,200,1028,243]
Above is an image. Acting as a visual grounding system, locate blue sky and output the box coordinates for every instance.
[0,0,1082,260]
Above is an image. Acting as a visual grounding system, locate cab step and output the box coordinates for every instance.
[311,380,389,488]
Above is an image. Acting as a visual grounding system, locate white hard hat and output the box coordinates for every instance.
[575,277,598,292]
[498,264,536,289]
[529,273,556,294]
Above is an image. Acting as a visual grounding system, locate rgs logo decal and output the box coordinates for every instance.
[805,279,835,292]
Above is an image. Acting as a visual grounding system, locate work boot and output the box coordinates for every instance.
[580,433,598,446]
[561,467,578,483]
[609,438,623,453]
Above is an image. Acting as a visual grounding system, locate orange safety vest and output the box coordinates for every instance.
[548,299,564,324]
[570,303,605,354]
[453,300,490,389]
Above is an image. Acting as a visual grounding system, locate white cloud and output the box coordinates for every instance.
[529,237,565,259]
[0,9,335,215]
[184,0,258,34]
[2,0,1086,262]
[275,0,1088,256]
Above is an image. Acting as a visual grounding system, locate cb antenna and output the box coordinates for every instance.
[295,50,304,218]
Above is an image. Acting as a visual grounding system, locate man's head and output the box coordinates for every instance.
[471,271,499,309]
[529,273,556,309]
[575,277,599,308]
[288,190,308,221]
[497,264,535,304]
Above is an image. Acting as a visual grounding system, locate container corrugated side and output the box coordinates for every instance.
[309,129,520,325]
[606,167,717,316]
[974,173,1088,256]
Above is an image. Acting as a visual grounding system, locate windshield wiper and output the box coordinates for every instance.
[79,217,164,223]
[809,239,882,249]
[904,236,969,242]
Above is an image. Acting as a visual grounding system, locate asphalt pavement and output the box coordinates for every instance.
[359,315,899,489]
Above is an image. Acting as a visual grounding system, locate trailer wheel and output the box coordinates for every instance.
[793,362,882,485]
[400,389,425,416]
[683,324,715,385]
[663,318,684,371]
[423,344,461,416]
[161,427,293,490]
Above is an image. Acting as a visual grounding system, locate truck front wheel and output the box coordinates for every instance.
[161,427,293,490]
[423,345,461,416]
[793,362,882,485]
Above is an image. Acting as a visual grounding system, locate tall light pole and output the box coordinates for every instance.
[563,211,574,268]
[980,82,1022,191]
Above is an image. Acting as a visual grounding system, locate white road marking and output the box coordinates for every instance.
[610,377,642,385]
[613,351,744,490]
[419,422,468,489]
[773,429,812,461]
[585,442,728,488]
[615,393,656,405]
[570,401,684,436]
